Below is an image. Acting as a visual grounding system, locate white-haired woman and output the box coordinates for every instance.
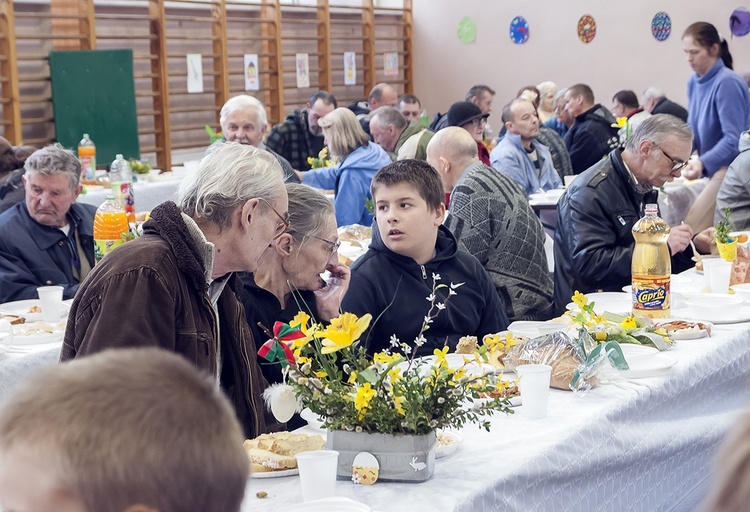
[299,107,392,226]
[240,183,350,385]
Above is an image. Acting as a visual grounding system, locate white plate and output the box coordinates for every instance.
[252,467,299,479]
[435,430,463,459]
[617,354,676,379]
[566,292,631,315]
[618,344,659,358]
[674,306,750,325]
[278,497,371,512]
[661,321,713,340]
[11,324,64,345]
[0,299,45,322]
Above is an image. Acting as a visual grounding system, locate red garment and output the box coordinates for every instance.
[477,141,491,166]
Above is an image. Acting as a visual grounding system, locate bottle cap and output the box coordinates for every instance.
[115,154,123,160]
[644,203,658,214]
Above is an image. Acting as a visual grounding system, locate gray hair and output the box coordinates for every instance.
[219,95,268,131]
[554,88,567,102]
[178,142,284,230]
[285,183,334,246]
[642,87,665,101]
[371,106,408,131]
[24,144,81,188]
[624,114,693,152]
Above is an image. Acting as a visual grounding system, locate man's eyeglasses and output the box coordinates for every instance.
[652,142,688,172]
[260,198,290,239]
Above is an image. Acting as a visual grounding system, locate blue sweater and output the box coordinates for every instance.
[490,132,562,195]
[687,59,750,176]
[302,142,392,226]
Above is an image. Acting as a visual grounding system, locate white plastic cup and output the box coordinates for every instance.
[516,364,552,419]
[295,450,339,502]
[37,286,64,324]
[704,259,732,294]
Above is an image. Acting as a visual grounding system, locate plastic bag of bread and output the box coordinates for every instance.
[730,245,750,286]
[504,329,622,395]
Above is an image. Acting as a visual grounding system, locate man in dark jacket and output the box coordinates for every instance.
[553,115,711,314]
[563,84,621,174]
[642,87,689,122]
[62,143,289,439]
[0,144,96,303]
[265,91,337,172]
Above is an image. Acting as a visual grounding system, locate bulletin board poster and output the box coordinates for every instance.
[296,53,310,88]
[384,52,399,76]
[244,54,259,91]
[186,54,203,93]
[344,52,357,85]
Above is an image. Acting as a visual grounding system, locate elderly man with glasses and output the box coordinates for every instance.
[62,142,288,438]
[553,114,714,314]
[0,144,96,303]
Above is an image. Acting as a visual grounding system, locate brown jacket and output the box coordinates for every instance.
[61,202,268,438]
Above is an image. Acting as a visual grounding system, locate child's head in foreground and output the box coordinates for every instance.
[370,159,446,265]
[0,348,248,512]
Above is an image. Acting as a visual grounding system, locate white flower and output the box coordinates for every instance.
[436,302,446,310]
[437,397,445,404]
[428,419,438,428]
[389,334,401,348]
[426,293,435,302]
[432,273,441,281]
[424,315,433,325]
[414,334,427,347]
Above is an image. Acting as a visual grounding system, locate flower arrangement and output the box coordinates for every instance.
[259,276,514,436]
[715,207,734,244]
[307,147,334,169]
[567,291,673,350]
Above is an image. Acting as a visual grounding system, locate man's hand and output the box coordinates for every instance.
[314,262,351,322]
[668,223,693,255]
[693,227,717,255]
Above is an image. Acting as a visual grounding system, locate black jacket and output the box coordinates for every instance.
[564,104,620,174]
[651,98,688,123]
[341,224,508,356]
[553,150,694,314]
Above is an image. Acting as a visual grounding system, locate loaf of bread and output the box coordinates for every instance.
[506,334,596,391]
[243,432,325,472]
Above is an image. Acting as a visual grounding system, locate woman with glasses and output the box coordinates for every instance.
[239,183,350,386]
[299,108,392,227]
[446,101,491,166]
[681,21,750,232]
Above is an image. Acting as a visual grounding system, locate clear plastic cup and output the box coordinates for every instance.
[295,450,339,502]
[516,364,552,419]
[37,286,64,324]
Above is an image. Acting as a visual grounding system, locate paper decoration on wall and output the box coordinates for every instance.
[186,54,203,93]
[509,16,529,44]
[352,452,379,485]
[244,54,259,91]
[296,53,310,88]
[384,52,399,76]
[344,52,357,85]
[577,15,596,43]
[730,7,750,37]
[457,16,477,44]
[651,12,671,41]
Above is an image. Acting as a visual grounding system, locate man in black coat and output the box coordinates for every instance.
[642,87,689,123]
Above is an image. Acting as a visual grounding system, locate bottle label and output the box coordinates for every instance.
[111,182,135,218]
[632,276,670,311]
[80,156,95,180]
[94,239,124,263]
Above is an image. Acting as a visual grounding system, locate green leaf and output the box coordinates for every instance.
[358,368,378,385]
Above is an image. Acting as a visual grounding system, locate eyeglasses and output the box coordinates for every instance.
[260,198,290,239]
[307,234,341,254]
[651,142,688,172]
[468,117,487,128]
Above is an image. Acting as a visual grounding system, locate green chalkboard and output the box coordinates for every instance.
[49,49,139,166]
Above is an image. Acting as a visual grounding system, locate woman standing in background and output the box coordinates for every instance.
[682,21,750,232]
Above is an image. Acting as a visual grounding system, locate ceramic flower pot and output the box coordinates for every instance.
[717,239,738,262]
[325,429,436,483]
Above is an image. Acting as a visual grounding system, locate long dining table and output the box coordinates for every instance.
[241,278,750,511]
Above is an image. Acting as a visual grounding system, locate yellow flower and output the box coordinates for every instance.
[504,332,517,348]
[290,312,317,350]
[595,330,608,341]
[373,352,400,366]
[615,116,628,128]
[353,382,377,418]
[394,394,405,415]
[347,370,358,384]
[317,313,372,354]
[314,370,328,379]
[433,346,449,367]
[296,356,311,365]
[620,316,637,329]
[572,291,588,309]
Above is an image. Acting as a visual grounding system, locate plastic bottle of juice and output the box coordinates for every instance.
[631,203,671,318]
[109,154,136,224]
[93,195,129,264]
[78,134,96,181]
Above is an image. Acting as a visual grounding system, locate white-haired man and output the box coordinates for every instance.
[62,142,289,438]
[369,106,433,161]
[0,144,96,303]
[216,95,298,182]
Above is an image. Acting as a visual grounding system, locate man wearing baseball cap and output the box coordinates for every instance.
[447,101,491,165]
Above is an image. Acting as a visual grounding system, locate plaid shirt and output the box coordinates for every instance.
[265,108,326,172]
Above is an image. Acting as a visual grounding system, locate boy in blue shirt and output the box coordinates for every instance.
[342,159,508,356]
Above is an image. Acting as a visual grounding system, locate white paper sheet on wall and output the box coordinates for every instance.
[344,51,356,85]
[296,53,310,88]
[244,54,259,91]
[186,54,203,93]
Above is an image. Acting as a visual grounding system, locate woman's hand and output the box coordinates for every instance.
[693,227,717,255]
[314,262,351,322]
[682,158,704,180]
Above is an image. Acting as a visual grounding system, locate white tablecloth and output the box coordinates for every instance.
[76,177,183,212]
[242,317,750,511]
[0,342,61,402]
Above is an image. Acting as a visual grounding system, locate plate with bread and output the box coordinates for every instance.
[243,431,325,478]
[653,320,712,340]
